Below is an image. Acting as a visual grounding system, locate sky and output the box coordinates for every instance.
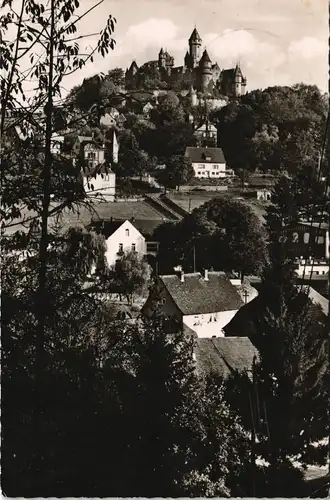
[63,0,328,95]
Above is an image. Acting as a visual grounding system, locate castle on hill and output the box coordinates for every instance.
[125,27,247,97]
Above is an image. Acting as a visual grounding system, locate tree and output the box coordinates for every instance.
[224,193,329,497]
[107,67,125,88]
[139,121,196,161]
[1,0,116,493]
[212,84,328,179]
[193,198,267,277]
[116,130,153,178]
[153,198,267,276]
[103,319,250,497]
[156,155,194,191]
[113,251,152,304]
[150,91,185,127]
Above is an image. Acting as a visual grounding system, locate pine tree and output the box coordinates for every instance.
[224,182,329,497]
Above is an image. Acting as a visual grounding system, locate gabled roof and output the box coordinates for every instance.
[159,272,244,315]
[185,146,225,164]
[91,216,165,238]
[195,337,258,378]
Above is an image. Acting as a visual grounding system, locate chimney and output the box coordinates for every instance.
[204,269,208,281]
[180,270,185,282]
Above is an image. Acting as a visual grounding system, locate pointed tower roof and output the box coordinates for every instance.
[200,48,211,63]
[159,47,164,55]
[189,27,202,43]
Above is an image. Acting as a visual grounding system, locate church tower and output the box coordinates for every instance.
[188,27,202,68]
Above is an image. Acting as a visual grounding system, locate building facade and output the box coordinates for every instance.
[104,219,146,266]
[125,28,247,96]
[142,270,244,338]
[185,146,229,178]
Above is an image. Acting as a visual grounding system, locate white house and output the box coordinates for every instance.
[142,270,244,338]
[104,219,147,267]
[185,146,228,178]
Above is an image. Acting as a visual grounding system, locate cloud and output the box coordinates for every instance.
[63,19,328,95]
[288,36,327,60]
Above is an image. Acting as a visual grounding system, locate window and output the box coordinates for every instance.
[292,232,299,243]
[303,232,310,244]
[316,235,324,244]
[87,151,96,159]
[131,243,136,252]
[125,228,129,237]
[119,243,123,252]
[198,164,205,169]
[160,297,166,305]
[213,165,219,169]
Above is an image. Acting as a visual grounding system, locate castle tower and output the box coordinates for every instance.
[158,47,166,69]
[233,62,242,96]
[199,49,212,92]
[189,27,202,67]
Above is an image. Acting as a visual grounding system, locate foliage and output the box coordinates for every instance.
[116,130,153,177]
[154,197,267,276]
[139,121,196,162]
[113,250,152,303]
[150,90,185,126]
[103,320,250,497]
[156,155,194,191]
[212,84,328,178]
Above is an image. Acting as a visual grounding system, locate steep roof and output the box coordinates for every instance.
[220,68,235,80]
[159,272,244,315]
[185,146,226,164]
[200,49,211,63]
[189,27,202,43]
[90,217,162,239]
[195,337,258,378]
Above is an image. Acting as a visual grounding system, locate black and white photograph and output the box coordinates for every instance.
[1,0,329,497]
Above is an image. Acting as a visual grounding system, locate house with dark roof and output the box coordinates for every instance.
[223,285,328,341]
[89,219,159,271]
[194,336,258,378]
[142,270,244,337]
[185,146,230,179]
